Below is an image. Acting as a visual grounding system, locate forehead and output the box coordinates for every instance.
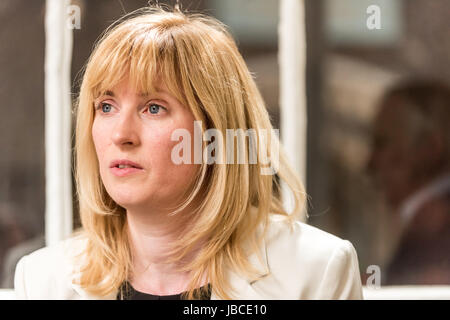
[99,79,169,97]
[94,74,182,104]
[88,22,188,104]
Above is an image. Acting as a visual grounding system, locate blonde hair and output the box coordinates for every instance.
[73,5,306,300]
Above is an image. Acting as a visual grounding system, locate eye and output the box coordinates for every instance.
[147,103,164,115]
[98,102,113,113]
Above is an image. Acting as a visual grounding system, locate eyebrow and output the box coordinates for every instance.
[100,90,162,98]
[103,90,115,97]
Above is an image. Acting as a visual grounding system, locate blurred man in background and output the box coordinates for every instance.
[367,80,450,285]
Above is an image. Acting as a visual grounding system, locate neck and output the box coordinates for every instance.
[125,204,206,294]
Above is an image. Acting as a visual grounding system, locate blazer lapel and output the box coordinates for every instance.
[70,281,118,300]
[69,254,118,300]
[211,234,272,300]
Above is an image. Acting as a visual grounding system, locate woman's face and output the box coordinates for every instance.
[92,78,199,211]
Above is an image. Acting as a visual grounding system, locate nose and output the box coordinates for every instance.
[111,111,140,147]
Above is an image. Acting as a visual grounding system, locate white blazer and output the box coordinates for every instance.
[14,215,363,299]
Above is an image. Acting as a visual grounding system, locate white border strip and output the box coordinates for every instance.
[278,0,307,217]
[0,289,15,300]
[363,285,450,300]
[44,0,73,246]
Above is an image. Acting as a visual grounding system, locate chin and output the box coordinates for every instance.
[106,188,147,208]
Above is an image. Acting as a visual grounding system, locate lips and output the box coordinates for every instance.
[109,159,144,177]
[109,159,143,169]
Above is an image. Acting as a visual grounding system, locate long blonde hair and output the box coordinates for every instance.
[73,5,306,300]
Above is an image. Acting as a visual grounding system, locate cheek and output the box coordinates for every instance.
[91,121,107,157]
[145,119,198,180]
[145,125,189,170]
[91,121,113,176]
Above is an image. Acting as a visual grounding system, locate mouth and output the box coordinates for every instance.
[109,159,143,169]
[109,159,144,177]
[110,165,143,177]
[114,164,140,169]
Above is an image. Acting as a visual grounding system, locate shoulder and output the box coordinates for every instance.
[14,235,88,299]
[260,215,363,299]
[266,215,346,247]
[263,215,354,261]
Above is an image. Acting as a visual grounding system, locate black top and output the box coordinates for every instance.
[117,281,212,300]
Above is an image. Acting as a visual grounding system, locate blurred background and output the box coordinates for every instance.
[0,0,449,290]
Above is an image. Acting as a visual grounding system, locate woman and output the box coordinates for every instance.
[14,6,363,300]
